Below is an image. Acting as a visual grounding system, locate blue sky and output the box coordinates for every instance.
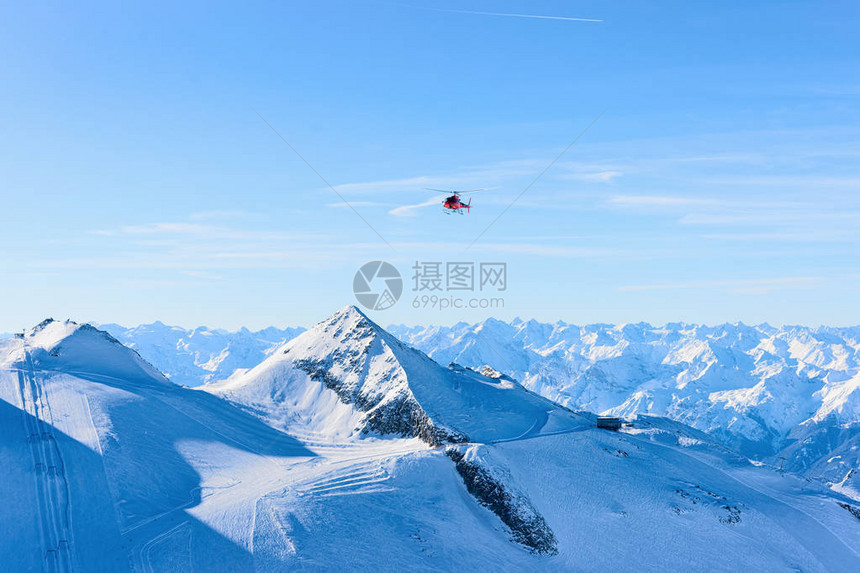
[1,0,858,330]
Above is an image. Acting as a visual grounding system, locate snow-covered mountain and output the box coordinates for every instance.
[207,306,581,447]
[388,320,860,495]
[98,321,305,387]
[2,309,859,571]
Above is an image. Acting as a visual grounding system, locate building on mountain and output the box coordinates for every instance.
[596,416,623,431]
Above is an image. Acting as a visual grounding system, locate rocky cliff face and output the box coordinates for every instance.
[291,355,468,445]
[446,445,557,555]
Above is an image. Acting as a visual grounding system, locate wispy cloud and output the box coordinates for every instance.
[36,238,627,274]
[334,175,438,195]
[556,168,623,183]
[388,197,439,217]
[701,230,859,242]
[609,195,719,207]
[670,153,761,164]
[679,209,860,226]
[122,222,217,235]
[326,201,383,208]
[703,175,860,189]
[617,277,820,294]
[91,221,332,242]
[578,170,622,183]
[331,160,546,197]
[607,195,860,233]
[188,210,267,222]
[480,243,619,258]
[179,270,224,280]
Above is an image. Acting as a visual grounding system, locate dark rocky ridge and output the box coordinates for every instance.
[292,356,468,446]
[839,502,860,522]
[286,307,468,445]
[445,446,558,555]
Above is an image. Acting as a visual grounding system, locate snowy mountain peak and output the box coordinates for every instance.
[312,304,380,336]
[26,318,77,347]
[332,303,371,320]
[22,318,116,355]
[210,307,582,447]
[307,305,398,345]
[280,305,407,370]
[3,319,169,386]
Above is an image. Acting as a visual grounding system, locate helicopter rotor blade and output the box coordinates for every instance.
[424,188,487,194]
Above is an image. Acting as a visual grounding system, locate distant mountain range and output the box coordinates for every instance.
[2,309,858,570]
[96,317,860,498]
[98,321,306,387]
[389,319,860,495]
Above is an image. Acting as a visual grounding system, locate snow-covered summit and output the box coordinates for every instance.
[209,305,581,445]
[0,318,168,385]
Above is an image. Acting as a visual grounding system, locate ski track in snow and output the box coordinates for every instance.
[17,362,423,571]
[119,430,424,571]
[136,521,189,573]
[13,346,75,572]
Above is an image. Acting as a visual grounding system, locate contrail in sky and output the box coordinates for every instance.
[432,8,602,23]
[381,2,602,23]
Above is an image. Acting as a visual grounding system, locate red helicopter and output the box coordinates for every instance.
[426,188,486,214]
